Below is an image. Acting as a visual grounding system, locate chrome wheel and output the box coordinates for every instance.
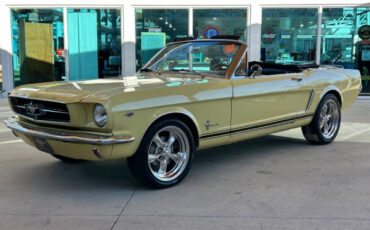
[148,126,190,182]
[319,99,340,139]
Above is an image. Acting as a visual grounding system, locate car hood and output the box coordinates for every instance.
[9,73,217,103]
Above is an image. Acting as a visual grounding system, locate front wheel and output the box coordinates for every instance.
[302,94,341,145]
[127,119,195,188]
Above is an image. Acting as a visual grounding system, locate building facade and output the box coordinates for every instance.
[0,0,369,97]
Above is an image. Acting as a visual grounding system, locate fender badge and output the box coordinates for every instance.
[205,120,219,131]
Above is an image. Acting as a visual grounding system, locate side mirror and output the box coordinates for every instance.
[249,64,262,78]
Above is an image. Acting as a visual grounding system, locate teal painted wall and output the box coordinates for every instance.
[68,12,98,80]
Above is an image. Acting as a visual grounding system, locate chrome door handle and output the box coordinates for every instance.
[291,76,303,81]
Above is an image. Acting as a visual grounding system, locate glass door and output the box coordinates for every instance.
[11,8,65,87]
[67,8,122,80]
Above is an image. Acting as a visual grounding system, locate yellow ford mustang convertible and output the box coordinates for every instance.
[5,37,362,188]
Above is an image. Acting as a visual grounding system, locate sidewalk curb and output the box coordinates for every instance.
[357,96,370,100]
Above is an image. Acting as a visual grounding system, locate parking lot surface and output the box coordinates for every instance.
[0,98,370,230]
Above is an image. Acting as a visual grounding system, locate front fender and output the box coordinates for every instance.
[151,106,201,134]
[110,105,201,159]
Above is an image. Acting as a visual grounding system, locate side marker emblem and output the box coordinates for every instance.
[205,120,219,131]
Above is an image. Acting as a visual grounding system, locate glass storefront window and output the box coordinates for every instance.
[135,9,188,70]
[261,8,318,64]
[321,8,370,95]
[11,9,65,87]
[193,9,248,41]
[67,8,121,80]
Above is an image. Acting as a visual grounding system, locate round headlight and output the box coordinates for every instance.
[93,104,107,127]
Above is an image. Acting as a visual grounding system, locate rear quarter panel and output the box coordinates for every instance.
[301,68,361,115]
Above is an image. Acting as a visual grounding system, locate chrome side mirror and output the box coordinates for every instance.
[250,64,262,78]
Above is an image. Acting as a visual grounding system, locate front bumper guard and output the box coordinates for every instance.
[4,117,135,145]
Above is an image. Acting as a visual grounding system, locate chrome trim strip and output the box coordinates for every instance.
[12,113,71,125]
[9,95,69,104]
[200,113,314,140]
[9,96,71,123]
[4,117,135,145]
[305,89,316,113]
[167,39,246,46]
[14,105,69,115]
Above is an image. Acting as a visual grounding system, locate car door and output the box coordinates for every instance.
[230,72,304,132]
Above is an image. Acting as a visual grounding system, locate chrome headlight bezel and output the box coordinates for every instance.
[93,104,108,127]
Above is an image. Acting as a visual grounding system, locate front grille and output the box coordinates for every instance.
[10,97,70,122]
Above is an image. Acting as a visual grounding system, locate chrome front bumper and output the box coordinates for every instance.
[4,117,135,145]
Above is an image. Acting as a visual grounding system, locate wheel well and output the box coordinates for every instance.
[324,90,342,107]
[147,113,200,148]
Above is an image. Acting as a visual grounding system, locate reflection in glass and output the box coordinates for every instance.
[193,9,248,41]
[67,8,121,80]
[135,9,189,70]
[11,9,65,87]
[321,8,369,67]
[261,8,318,64]
[321,8,370,95]
[143,41,240,77]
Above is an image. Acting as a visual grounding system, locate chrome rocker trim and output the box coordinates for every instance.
[4,117,135,145]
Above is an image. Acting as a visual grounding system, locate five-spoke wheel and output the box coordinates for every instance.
[127,119,195,188]
[319,99,340,140]
[148,126,190,182]
[302,94,341,144]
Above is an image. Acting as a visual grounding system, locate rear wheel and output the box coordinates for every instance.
[127,119,195,188]
[302,94,341,145]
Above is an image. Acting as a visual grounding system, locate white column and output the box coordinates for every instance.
[316,6,322,65]
[63,7,70,81]
[0,5,13,97]
[249,3,262,62]
[188,7,193,37]
[122,4,136,77]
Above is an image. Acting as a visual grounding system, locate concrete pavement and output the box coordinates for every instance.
[0,98,370,229]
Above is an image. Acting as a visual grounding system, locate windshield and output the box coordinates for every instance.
[143,41,241,77]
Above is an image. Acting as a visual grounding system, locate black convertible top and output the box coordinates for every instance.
[249,61,319,73]
[247,61,319,75]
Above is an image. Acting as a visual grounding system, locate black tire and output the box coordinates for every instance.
[127,119,195,189]
[50,154,86,163]
[302,94,341,145]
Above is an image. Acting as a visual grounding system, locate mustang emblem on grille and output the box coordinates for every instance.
[25,104,43,118]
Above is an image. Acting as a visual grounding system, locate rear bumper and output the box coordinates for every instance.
[4,117,135,145]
